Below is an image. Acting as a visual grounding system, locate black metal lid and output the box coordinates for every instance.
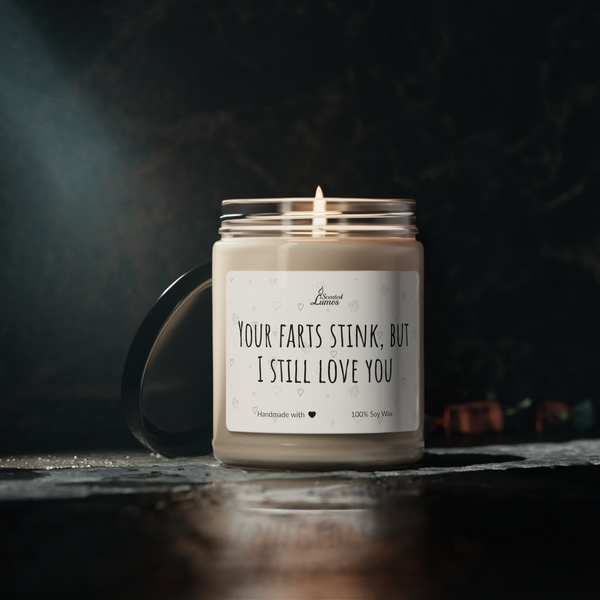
[121,263,213,457]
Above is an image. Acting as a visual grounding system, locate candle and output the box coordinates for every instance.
[213,193,424,470]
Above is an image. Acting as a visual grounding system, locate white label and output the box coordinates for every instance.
[226,271,420,434]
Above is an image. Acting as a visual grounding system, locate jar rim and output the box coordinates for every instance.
[219,197,417,238]
[222,197,415,211]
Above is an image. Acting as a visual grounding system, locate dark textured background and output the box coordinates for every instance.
[1,0,599,445]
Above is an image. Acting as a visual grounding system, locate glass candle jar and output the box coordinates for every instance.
[212,195,423,470]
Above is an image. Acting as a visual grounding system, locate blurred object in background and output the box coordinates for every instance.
[443,401,503,436]
[503,397,535,432]
[535,398,596,433]
[431,396,597,439]
[535,400,571,433]
[571,399,595,432]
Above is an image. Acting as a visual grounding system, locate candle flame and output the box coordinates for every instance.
[313,186,326,237]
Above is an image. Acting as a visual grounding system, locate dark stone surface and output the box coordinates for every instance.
[2,442,600,599]
[1,438,598,499]
[1,0,600,419]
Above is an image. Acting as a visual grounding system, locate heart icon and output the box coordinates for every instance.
[273,387,281,396]
[377,331,383,339]
[402,378,406,385]
[252,406,258,414]
[230,277,234,282]
[232,397,239,409]
[316,282,325,290]
[330,350,337,358]
[377,415,383,424]
[297,389,304,396]
[273,301,281,310]
[402,293,407,301]
[297,303,304,311]
[308,411,316,418]
[393,394,399,403]
[392,310,399,320]
[229,359,234,366]
[273,415,278,422]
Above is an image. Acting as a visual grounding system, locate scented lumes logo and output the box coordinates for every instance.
[310,286,344,306]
